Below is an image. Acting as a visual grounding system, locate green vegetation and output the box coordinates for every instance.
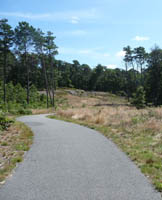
[0,82,47,114]
[131,86,146,109]
[1,19,162,108]
[0,121,33,183]
[0,112,14,130]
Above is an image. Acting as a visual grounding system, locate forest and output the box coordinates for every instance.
[1,18,162,110]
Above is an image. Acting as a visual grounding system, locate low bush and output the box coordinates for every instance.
[0,82,47,114]
[0,112,14,130]
[17,108,32,115]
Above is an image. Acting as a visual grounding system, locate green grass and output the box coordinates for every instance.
[11,156,23,165]
[1,142,8,146]
[14,142,30,151]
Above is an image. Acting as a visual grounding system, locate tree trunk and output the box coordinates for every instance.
[27,65,30,104]
[52,66,55,108]
[41,56,49,108]
[46,89,49,108]
[141,64,143,86]
[25,51,30,104]
[50,59,55,108]
[3,50,7,104]
[125,63,129,101]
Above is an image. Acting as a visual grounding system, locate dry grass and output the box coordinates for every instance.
[57,106,138,126]
[0,122,33,185]
[51,92,162,193]
[32,108,55,115]
[64,94,99,108]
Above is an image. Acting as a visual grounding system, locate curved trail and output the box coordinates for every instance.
[0,114,161,200]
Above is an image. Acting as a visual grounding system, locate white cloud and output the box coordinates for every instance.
[133,36,150,41]
[70,16,79,24]
[58,47,110,60]
[0,12,50,19]
[116,50,126,57]
[0,9,97,23]
[79,49,110,59]
[71,19,78,24]
[107,64,117,69]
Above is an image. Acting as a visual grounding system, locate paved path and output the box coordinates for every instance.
[0,114,161,200]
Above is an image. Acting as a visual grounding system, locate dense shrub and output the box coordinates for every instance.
[0,112,14,130]
[17,108,32,115]
[0,82,47,114]
[131,86,146,109]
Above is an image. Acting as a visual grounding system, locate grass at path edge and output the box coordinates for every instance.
[0,121,33,185]
[48,114,162,194]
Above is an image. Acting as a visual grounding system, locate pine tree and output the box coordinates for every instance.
[131,86,146,109]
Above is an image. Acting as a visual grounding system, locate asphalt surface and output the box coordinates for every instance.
[0,114,161,200]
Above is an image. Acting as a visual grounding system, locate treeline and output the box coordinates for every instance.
[1,19,162,108]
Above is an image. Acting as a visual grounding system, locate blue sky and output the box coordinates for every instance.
[0,0,162,68]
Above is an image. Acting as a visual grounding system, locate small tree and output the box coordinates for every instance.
[29,85,39,104]
[14,83,26,104]
[131,86,146,109]
[6,82,15,102]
